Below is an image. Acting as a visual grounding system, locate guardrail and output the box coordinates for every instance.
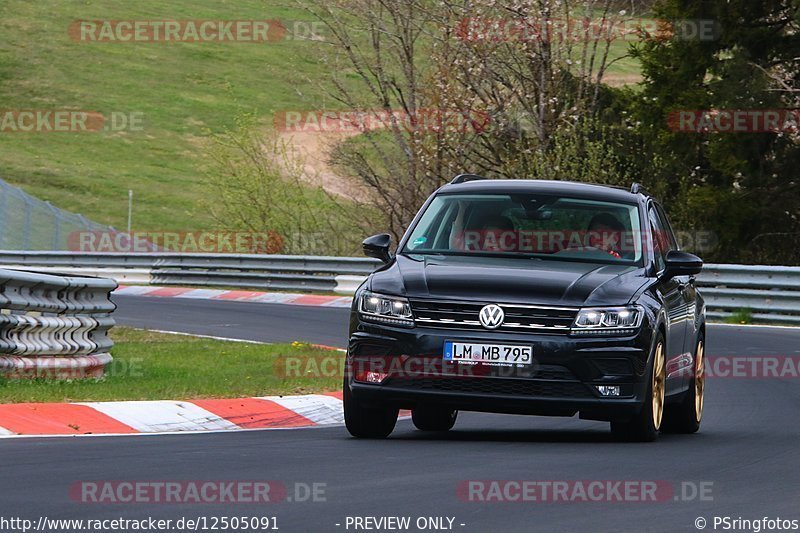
[0,252,380,295]
[695,264,800,324]
[0,251,797,324]
[0,267,117,378]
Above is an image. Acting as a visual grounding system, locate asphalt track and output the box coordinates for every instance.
[1,295,799,532]
[109,295,351,346]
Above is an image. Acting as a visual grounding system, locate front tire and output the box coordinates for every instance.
[412,406,458,432]
[343,379,398,439]
[611,335,666,442]
[662,334,705,434]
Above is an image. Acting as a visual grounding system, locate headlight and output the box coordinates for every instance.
[359,291,414,327]
[571,306,643,335]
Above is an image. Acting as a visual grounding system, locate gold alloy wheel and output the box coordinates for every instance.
[695,340,705,423]
[652,342,666,430]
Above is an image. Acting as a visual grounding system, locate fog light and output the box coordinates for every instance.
[597,385,621,397]
[354,369,389,384]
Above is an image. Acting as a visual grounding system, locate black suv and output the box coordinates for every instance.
[344,177,706,442]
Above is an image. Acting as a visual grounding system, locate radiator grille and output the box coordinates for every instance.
[411,299,578,334]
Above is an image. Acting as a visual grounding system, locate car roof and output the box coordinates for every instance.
[438,179,646,204]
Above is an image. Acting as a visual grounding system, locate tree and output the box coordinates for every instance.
[301,0,455,241]
[304,0,651,238]
[205,115,362,255]
[630,0,800,264]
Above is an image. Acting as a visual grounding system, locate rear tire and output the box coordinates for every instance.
[611,335,666,443]
[343,379,398,439]
[662,334,704,434]
[412,406,458,432]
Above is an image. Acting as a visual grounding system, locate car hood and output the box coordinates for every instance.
[367,254,648,307]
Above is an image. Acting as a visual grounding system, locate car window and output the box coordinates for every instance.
[654,203,678,251]
[648,206,668,272]
[403,193,643,264]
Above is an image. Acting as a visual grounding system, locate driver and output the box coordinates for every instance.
[587,213,625,259]
[480,215,515,252]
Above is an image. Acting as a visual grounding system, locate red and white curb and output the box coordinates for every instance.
[0,392,410,438]
[0,392,337,437]
[114,285,354,308]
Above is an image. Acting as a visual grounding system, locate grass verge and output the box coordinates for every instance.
[725,308,753,325]
[0,328,343,404]
[0,0,353,230]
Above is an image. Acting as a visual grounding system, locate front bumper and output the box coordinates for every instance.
[346,319,655,422]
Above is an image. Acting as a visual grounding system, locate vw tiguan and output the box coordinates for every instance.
[344,176,706,442]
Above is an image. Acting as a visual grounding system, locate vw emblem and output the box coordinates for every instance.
[479,304,505,330]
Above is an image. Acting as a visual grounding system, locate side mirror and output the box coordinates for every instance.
[363,233,393,264]
[664,250,703,278]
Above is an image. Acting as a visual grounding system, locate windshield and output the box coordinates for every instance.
[402,192,643,264]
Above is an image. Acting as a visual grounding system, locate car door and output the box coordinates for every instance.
[648,204,688,394]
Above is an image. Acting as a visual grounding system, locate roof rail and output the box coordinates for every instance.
[450,174,488,185]
[583,182,629,192]
[630,182,649,195]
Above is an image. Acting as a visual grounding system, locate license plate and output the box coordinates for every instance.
[444,341,533,366]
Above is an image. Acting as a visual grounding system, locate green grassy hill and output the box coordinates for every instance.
[0,1,642,232]
[0,0,348,230]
